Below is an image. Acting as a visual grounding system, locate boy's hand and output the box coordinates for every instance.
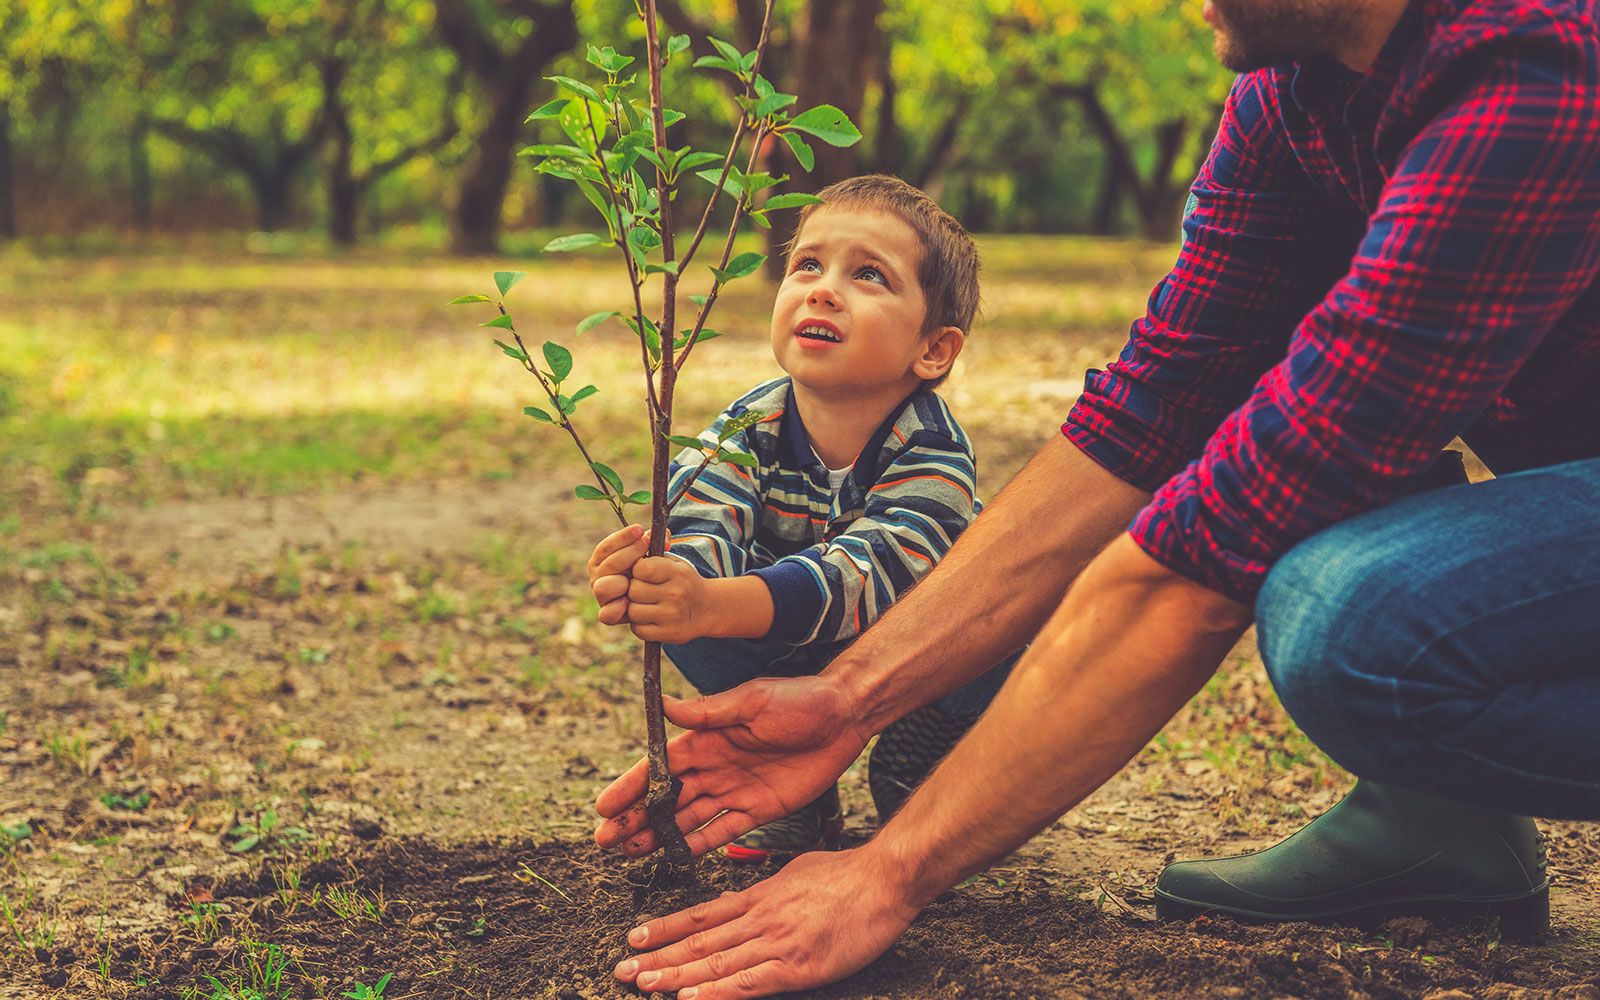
[587,524,649,626]
[624,555,715,644]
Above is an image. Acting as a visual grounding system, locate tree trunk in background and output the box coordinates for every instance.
[322,58,361,246]
[130,115,152,231]
[252,172,294,232]
[1091,154,1122,236]
[0,107,14,239]
[435,0,577,256]
[764,0,881,272]
[871,32,901,177]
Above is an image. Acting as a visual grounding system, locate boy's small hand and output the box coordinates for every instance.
[587,524,649,626]
[625,556,714,644]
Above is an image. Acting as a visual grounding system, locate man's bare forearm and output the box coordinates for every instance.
[872,536,1254,907]
[826,433,1150,736]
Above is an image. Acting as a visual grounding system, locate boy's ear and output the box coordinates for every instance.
[913,325,965,382]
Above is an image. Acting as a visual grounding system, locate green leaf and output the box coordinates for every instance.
[664,434,705,449]
[719,452,759,467]
[544,233,607,252]
[447,294,492,305]
[741,49,758,72]
[546,75,603,103]
[627,224,663,262]
[575,180,614,228]
[667,34,691,60]
[542,342,573,381]
[592,462,626,495]
[624,490,651,505]
[690,294,710,307]
[675,328,722,349]
[708,37,744,67]
[676,151,724,175]
[752,92,798,119]
[628,316,662,362]
[482,314,516,330]
[661,109,687,128]
[717,409,769,442]
[524,406,555,424]
[695,167,742,197]
[785,105,862,148]
[519,143,587,159]
[231,835,261,853]
[712,252,766,283]
[693,55,738,74]
[574,484,608,501]
[643,261,681,276]
[526,98,567,122]
[762,192,825,211]
[570,385,599,405]
[492,338,528,361]
[780,131,815,171]
[576,311,619,335]
[494,271,527,296]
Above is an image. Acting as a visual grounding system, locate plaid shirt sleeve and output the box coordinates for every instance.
[1063,72,1357,493]
[752,431,978,645]
[1133,23,1600,602]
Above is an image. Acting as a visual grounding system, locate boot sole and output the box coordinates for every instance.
[1154,882,1550,942]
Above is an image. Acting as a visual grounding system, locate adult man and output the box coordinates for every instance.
[593,0,1600,995]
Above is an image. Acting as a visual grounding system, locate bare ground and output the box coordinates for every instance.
[2,462,1596,998]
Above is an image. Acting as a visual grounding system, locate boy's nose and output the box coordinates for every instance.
[806,283,840,309]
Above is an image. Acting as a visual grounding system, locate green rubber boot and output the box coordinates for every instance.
[1155,781,1549,939]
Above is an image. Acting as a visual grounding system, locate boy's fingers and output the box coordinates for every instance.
[594,539,650,579]
[631,557,682,584]
[626,579,668,605]
[593,574,630,605]
[589,524,645,572]
[597,598,630,626]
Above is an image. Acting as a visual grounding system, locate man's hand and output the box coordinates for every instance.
[623,554,716,644]
[587,524,648,627]
[613,847,916,998]
[595,675,867,857]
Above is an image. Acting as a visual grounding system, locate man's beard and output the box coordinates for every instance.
[1209,0,1360,72]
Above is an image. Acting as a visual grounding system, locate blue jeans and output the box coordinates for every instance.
[665,635,1019,720]
[1256,456,1600,820]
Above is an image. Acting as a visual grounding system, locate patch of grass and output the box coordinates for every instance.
[101,789,154,812]
[44,729,93,776]
[180,901,226,943]
[341,973,392,1000]
[412,588,458,623]
[100,644,160,689]
[322,885,387,923]
[188,936,297,1000]
[227,808,309,854]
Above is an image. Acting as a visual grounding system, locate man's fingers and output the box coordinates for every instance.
[589,524,644,572]
[628,890,750,950]
[663,691,758,731]
[595,758,650,820]
[626,938,772,993]
[684,960,790,1000]
[685,809,758,857]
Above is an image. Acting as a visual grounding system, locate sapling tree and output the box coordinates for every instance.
[452,0,860,871]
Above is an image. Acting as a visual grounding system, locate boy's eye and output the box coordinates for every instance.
[857,266,887,285]
[793,257,821,273]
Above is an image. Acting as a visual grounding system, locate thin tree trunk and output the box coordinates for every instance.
[1091,152,1122,235]
[131,115,153,232]
[452,88,525,254]
[253,172,294,232]
[0,107,14,239]
[764,0,881,273]
[1137,120,1188,239]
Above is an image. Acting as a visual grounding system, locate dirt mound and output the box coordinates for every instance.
[78,839,1600,998]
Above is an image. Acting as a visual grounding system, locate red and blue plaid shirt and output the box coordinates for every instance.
[1064,0,1600,603]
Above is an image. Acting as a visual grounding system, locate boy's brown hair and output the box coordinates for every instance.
[790,174,980,389]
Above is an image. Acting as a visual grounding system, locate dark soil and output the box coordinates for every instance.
[90,839,1600,999]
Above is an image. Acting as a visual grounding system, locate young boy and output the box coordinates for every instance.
[587,174,1017,862]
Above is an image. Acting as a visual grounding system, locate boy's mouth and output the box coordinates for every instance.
[794,319,843,344]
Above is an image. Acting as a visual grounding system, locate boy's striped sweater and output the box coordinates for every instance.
[666,376,983,645]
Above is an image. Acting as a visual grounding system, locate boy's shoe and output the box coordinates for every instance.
[868,705,977,823]
[1155,781,1549,940]
[720,785,844,864]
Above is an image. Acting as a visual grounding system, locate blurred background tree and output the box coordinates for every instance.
[0,0,1230,249]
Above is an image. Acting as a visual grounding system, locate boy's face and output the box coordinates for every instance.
[769,207,955,400]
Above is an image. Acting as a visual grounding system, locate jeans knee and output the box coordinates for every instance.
[1257,529,1399,761]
